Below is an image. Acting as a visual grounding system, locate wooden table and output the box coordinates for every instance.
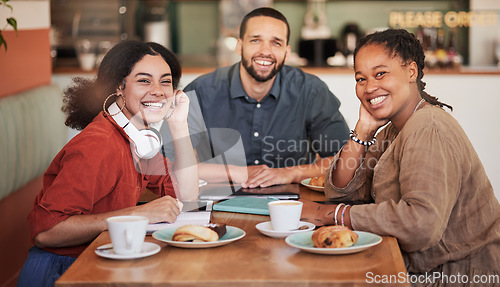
[56,185,409,287]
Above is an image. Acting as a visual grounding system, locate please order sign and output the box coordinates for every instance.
[389,10,498,29]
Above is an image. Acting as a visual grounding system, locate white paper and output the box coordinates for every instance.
[147,211,212,233]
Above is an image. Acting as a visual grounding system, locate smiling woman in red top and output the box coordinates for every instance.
[18,41,198,287]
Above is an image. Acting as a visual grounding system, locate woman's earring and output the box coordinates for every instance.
[102,93,126,116]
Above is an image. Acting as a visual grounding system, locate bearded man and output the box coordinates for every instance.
[181,7,349,188]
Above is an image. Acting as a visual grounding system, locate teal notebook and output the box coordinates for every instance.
[213,197,279,215]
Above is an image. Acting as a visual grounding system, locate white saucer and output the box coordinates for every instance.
[95,242,161,260]
[256,221,315,238]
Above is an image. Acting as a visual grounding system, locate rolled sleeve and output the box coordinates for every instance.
[28,142,118,239]
[324,148,371,202]
[350,115,462,252]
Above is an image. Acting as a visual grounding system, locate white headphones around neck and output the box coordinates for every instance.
[108,102,162,159]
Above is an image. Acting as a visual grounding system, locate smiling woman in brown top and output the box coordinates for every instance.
[302,29,499,286]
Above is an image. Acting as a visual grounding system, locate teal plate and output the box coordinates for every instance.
[285,231,382,255]
[300,178,324,192]
[152,226,245,248]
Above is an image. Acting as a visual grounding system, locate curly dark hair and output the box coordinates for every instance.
[353,28,452,111]
[62,40,182,130]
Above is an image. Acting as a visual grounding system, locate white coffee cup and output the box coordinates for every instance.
[106,215,149,255]
[75,39,97,71]
[268,200,303,231]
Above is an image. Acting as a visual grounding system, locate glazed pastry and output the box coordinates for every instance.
[309,175,325,187]
[172,224,226,242]
[312,226,358,248]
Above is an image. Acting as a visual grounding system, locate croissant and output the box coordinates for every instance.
[312,226,358,248]
[172,224,226,242]
[309,175,325,187]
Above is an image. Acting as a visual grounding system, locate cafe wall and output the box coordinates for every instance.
[469,0,500,66]
[50,0,482,68]
[0,0,52,98]
[174,0,466,66]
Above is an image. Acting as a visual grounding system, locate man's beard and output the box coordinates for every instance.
[242,53,286,83]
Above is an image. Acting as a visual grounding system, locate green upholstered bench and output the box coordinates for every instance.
[0,83,67,287]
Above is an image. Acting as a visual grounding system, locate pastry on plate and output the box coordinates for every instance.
[172,223,227,242]
[309,175,325,187]
[206,223,227,238]
[312,225,358,248]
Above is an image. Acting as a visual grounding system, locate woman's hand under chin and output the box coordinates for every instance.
[355,104,389,140]
[166,89,190,125]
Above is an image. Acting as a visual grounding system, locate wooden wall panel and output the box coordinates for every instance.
[0,176,43,287]
[0,29,52,98]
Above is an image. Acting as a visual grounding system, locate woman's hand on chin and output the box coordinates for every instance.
[166,89,189,124]
[356,104,388,140]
